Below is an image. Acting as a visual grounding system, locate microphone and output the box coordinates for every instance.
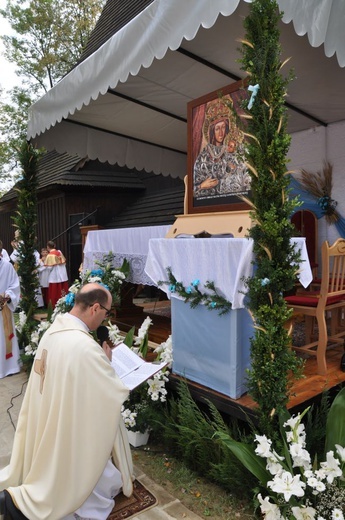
[96,325,109,345]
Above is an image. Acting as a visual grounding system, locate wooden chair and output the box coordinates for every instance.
[285,238,345,375]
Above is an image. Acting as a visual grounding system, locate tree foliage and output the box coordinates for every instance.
[0,0,105,190]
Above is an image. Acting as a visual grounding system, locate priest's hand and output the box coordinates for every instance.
[102,340,112,362]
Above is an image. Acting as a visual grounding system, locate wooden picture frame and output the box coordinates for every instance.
[187,80,251,214]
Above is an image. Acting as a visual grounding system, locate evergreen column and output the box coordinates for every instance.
[239,0,303,436]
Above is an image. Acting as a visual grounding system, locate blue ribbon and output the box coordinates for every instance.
[248,84,260,110]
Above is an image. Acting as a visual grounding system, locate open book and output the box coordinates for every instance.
[111,342,167,390]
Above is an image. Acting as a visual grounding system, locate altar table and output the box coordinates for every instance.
[83,225,171,285]
[145,237,312,399]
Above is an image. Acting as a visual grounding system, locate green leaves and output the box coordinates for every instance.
[214,431,270,486]
[325,387,345,455]
[13,140,41,347]
[237,0,302,436]
[159,267,232,316]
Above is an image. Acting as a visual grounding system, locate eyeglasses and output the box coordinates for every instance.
[99,303,112,317]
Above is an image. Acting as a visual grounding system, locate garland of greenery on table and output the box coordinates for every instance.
[158,267,231,316]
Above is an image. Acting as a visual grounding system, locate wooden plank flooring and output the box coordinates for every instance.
[236,345,345,410]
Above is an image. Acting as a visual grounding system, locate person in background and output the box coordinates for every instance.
[0,240,10,261]
[37,247,51,307]
[44,240,69,308]
[9,230,21,269]
[0,244,21,379]
[0,283,134,519]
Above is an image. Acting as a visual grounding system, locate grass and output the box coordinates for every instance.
[131,442,256,519]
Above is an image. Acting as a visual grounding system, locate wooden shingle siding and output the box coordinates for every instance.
[108,187,185,228]
[76,0,155,66]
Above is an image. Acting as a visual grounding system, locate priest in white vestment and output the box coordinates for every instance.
[0,283,134,519]
[0,256,21,379]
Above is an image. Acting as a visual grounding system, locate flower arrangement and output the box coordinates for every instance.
[215,388,345,520]
[53,253,129,317]
[158,267,231,316]
[107,317,173,434]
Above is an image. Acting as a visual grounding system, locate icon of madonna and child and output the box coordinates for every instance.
[192,94,251,208]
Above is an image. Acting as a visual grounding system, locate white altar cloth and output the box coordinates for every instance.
[83,225,171,285]
[145,237,312,309]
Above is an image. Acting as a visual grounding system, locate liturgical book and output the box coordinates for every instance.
[111,342,167,391]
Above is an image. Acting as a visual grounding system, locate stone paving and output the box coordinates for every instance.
[0,371,203,520]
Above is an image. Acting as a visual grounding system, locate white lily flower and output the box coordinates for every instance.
[320,451,342,484]
[283,415,300,430]
[255,434,273,458]
[268,471,306,501]
[134,316,153,345]
[266,450,284,476]
[257,494,282,520]
[289,443,311,470]
[291,505,316,520]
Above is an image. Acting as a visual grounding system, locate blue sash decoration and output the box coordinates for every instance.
[288,175,345,238]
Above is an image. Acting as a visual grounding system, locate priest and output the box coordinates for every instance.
[0,283,134,519]
[0,253,21,379]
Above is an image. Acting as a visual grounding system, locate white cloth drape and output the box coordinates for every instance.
[83,225,171,286]
[144,237,312,309]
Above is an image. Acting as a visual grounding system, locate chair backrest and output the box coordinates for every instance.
[320,238,345,299]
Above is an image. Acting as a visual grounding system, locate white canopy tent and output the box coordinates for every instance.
[27,0,345,180]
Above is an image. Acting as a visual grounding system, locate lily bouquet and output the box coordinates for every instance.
[107,317,173,434]
[216,388,345,520]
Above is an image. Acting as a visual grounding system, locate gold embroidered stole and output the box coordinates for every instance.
[2,304,14,359]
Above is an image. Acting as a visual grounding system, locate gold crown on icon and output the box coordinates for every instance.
[205,99,232,126]
[203,97,243,144]
[203,99,233,141]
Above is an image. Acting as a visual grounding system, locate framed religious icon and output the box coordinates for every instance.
[187,80,251,214]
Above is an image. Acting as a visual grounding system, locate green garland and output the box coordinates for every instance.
[236,0,304,436]
[12,141,43,347]
[158,267,231,316]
